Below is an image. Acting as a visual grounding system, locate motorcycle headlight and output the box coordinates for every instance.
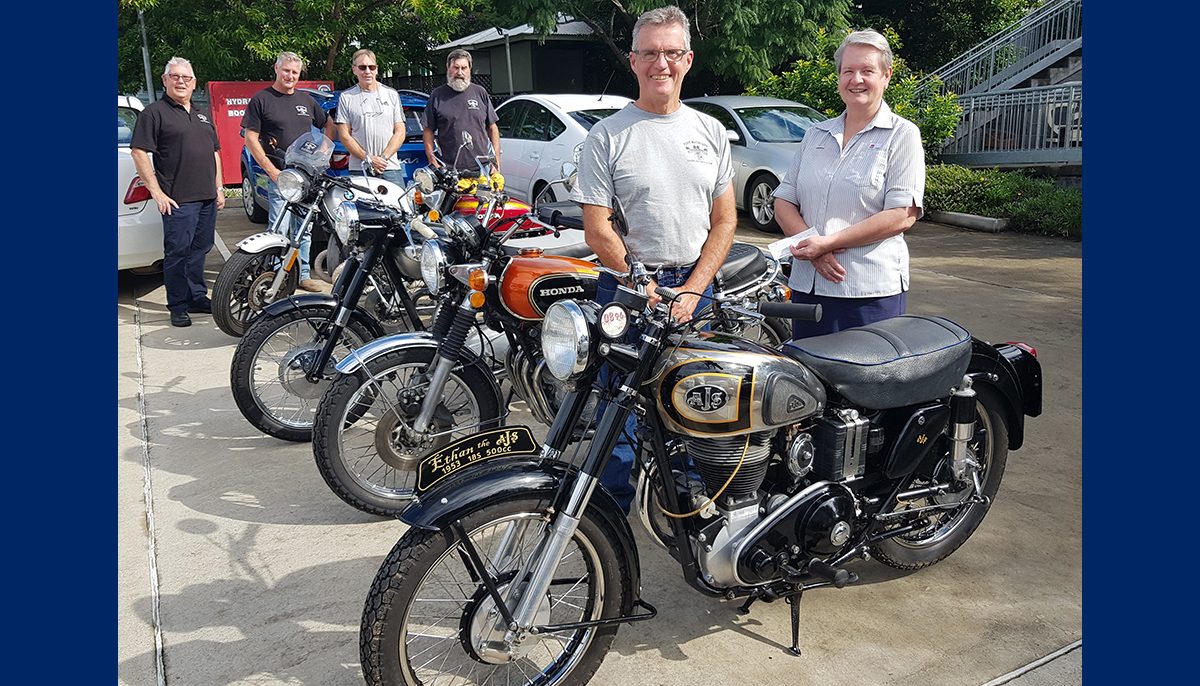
[420,240,447,295]
[413,167,435,194]
[333,201,359,243]
[542,300,592,381]
[276,169,309,202]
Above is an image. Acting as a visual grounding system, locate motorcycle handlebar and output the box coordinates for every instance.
[758,301,822,322]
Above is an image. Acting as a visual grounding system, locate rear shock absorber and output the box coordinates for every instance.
[948,375,977,481]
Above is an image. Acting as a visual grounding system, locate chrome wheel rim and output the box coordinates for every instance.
[241,176,255,217]
[399,512,604,684]
[250,318,367,429]
[751,182,775,225]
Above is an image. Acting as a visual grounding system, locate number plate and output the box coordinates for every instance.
[416,426,540,493]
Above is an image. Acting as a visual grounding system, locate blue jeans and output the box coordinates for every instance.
[267,181,310,280]
[595,268,713,514]
[161,200,217,314]
[789,289,907,339]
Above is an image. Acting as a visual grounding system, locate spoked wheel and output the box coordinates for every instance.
[872,385,1009,570]
[360,495,630,686]
[212,249,299,337]
[230,305,374,442]
[312,347,501,516]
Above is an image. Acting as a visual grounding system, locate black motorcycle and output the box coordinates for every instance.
[356,199,1042,685]
[228,181,437,442]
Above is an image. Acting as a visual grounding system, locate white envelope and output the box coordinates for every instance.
[767,227,819,261]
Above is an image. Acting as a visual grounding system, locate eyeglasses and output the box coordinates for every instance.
[633,49,689,63]
[355,64,378,71]
[166,74,194,83]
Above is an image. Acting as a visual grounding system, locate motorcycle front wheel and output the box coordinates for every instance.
[312,347,501,516]
[872,385,1009,570]
[212,248,299,337]
[360,493,631,686]
[230,305,374,442]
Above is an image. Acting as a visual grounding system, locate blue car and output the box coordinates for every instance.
[239,88,429,224]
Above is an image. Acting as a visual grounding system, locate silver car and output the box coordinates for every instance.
[684,95,828,233]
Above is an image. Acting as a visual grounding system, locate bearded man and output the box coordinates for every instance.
[422,49,501,172]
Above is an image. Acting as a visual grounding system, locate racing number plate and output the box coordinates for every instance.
[416,426,540,493]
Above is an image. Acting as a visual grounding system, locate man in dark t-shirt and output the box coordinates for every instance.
[131,56,223,328]
[422,49,501,173]
[242,51,332,291]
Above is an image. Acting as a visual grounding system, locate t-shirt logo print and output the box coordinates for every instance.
[683,141,712,164]
[467,99,480,110]
[295,105,310,116]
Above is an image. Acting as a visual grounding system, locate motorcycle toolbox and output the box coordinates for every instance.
[782,315,971,410]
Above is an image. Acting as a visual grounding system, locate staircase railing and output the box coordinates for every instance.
[937,83,1081,167]
[916,0,1082,97]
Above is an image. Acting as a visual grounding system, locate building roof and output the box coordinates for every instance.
[434,14,594,52]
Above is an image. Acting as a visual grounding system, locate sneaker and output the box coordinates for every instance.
[188,297,212,314]
[170,311,192,327]
[299,279,325,292]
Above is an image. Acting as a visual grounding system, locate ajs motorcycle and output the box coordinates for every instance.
[311,172,797,517]
[212,132,415,337]
[355,199,1043,685]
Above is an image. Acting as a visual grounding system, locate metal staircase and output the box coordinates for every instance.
[918,0,1082,171]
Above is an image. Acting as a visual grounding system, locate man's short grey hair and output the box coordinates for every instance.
[631,4,691,52]
[162,56,193,77]
[275,51,305,70]
[834,30,893,73]
[446,49,472,69]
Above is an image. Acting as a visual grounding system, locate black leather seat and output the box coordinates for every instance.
[717,242,770,288]
[781,315,972,410]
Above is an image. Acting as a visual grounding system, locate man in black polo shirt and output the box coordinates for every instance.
[131,56,224,328]
[242,51,332,292]
[422,49,501,172]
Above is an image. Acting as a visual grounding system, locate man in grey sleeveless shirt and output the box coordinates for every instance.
[570,4,735,513]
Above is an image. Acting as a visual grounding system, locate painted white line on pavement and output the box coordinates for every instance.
[213,230,232,260]
[133,305,169,686]
[979,639,1082,686]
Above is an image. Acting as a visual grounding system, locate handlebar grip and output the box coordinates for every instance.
[759,301,822,322]
[655,285,679,302]
[409,219,437,240]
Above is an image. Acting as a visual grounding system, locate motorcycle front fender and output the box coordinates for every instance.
[236,232,291,254]
[334,332,437,374]
[260,294,389,340]
[400,457,641,592]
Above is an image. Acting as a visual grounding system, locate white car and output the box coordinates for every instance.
[118,95,164,273]
[496,93,632,204]
[684,95,828,233]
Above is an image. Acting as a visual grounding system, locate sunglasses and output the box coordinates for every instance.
[355,64,378,71]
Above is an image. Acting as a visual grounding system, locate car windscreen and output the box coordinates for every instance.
[118,106,139,146]
[735,106,827,143]
[569,108,623,131]
[404,108,424,141]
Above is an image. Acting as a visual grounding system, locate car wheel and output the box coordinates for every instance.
[745,173,781,233]
[532,180,556,205]
[243,167,268,224]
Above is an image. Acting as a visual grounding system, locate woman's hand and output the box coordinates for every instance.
[789,234,836,261]
[812,252,846,283]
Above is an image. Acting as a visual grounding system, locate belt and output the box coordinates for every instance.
[644,260,698,273]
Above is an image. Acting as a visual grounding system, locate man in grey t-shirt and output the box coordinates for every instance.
[336,48,407,185]
[569,4,735,513]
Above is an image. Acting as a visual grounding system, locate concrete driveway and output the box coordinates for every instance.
[118,208,1081,685]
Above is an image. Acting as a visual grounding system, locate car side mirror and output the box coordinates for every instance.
[726,129,741,143]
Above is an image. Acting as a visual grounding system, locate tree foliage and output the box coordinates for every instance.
[745,28,962,159]
[117,0,470,94]
[852,0,1041,74]
[497,0,851,91]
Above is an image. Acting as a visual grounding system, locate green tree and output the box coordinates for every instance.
[499,0,851,91]
[118,0,470,94]
[852,0,1041,74]
[746,28,962,158]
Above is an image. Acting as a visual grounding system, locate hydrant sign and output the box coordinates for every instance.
[209,81,334,186]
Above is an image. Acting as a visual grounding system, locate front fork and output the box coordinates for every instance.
[302,247,374,383]
[264,193,323,300]
[410,294,480,434]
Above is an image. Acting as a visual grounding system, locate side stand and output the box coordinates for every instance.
[785,590,803,656]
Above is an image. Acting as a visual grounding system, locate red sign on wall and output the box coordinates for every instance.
[209,81,335,186]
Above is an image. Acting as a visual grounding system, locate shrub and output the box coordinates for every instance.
[746,27,962,159]
[925,164,1081,238]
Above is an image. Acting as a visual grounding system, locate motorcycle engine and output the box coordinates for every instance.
[685,432,771,508]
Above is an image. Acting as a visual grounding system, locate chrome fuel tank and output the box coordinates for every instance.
[652,334,826,438]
